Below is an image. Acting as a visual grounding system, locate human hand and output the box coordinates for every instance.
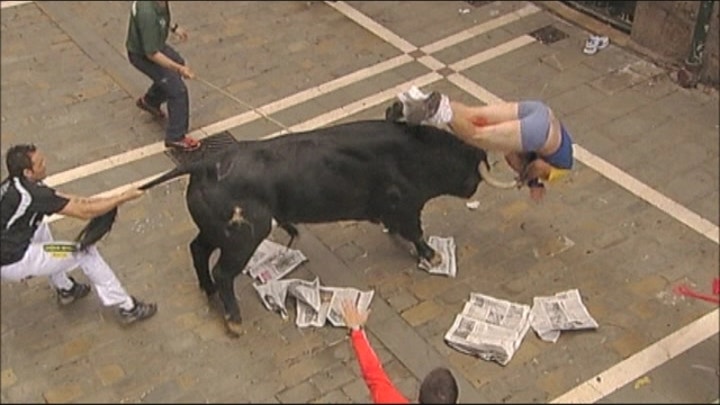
[172,25,189,42]
[178,65,195,79]
[341,300,370,330]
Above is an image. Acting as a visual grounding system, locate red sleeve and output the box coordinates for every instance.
[350,329,409,404]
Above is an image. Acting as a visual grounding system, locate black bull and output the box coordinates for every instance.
[79,120,511,335]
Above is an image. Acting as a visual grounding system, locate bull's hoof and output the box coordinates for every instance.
[224,316,245,338]
[419,253,442,269]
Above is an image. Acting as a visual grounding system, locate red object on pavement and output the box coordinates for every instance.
[673,278,720,304]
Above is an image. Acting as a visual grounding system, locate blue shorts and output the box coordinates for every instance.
[544,125,574,170]
[519,100,550,153]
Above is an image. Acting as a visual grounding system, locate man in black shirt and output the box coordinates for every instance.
[1,144,156,324]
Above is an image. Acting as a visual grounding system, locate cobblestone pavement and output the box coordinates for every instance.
[1,1,718,403]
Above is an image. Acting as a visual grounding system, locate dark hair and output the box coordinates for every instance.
[5,144,37,177]
[419,367,458,404]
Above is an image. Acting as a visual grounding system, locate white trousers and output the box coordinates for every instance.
[1,222,134,310]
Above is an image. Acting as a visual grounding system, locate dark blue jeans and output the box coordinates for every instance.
[128,45,189,142]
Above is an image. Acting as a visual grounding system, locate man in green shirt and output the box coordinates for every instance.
[126,1,200,152]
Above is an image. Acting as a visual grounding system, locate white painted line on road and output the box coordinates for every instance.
[324,1,417,53]
[447,72,504,104]
[0,1,33,9]
[449,34,537,71]
[264,72,443,138]
[420,2,540,54]
[574,145,720,244]
[263,54,413,115]
[551,309,720,403]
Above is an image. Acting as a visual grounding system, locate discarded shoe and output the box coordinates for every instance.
[583,35,609,55]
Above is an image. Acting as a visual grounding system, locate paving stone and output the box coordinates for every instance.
[309,364,356,393]
[341,379,372,403]
[401,300,445,327]
[95,364,125,387]
[0,369,17,390]
[43,383,83,404]
[277,380,320,404]
[311,388,353,404]
[385,286,419,312]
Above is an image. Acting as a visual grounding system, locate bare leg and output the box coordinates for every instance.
[448,101,524,154]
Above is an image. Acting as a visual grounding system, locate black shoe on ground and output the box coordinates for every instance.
[56,277,91,306]
[118,297,157,324]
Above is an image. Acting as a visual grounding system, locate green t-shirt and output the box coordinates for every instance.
[126,1,171,56]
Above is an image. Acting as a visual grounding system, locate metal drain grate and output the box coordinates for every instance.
[164,131,238,167]
[529,25,570,45]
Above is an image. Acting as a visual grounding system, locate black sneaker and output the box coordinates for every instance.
[56,277,91,306]
[118,297,157,324]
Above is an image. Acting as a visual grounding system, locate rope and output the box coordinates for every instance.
[194,76,293,134]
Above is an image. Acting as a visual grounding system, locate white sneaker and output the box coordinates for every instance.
[583,35,609,55]
[594,35,609,49]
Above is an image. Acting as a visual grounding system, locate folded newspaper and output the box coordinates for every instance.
[253,276,374,328]
[243,239,308,284]
[444,293,532,366]
[530,289,598,343]
[296,285,374,328]
[418,236,457,278]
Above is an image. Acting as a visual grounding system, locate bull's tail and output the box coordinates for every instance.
[75,161,210,250]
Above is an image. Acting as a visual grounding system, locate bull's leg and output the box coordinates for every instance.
[215,200,272,337]
[189,233,216,296]
[393,209,441,267]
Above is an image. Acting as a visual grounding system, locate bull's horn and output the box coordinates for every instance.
[479,162,519,189]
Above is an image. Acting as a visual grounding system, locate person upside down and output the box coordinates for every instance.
[386,86,575,202]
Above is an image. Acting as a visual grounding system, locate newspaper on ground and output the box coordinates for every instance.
[530,289,598,343]
[296,286,373,328]
[253,276,375,328]
[418,236,457,277]
[253,277,321,320]
[243,239,308,283]
[324,287,374,327]
[444,293,532,366]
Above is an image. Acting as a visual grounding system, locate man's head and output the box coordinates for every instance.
[418,367,458,404]
[5,144,47,182]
